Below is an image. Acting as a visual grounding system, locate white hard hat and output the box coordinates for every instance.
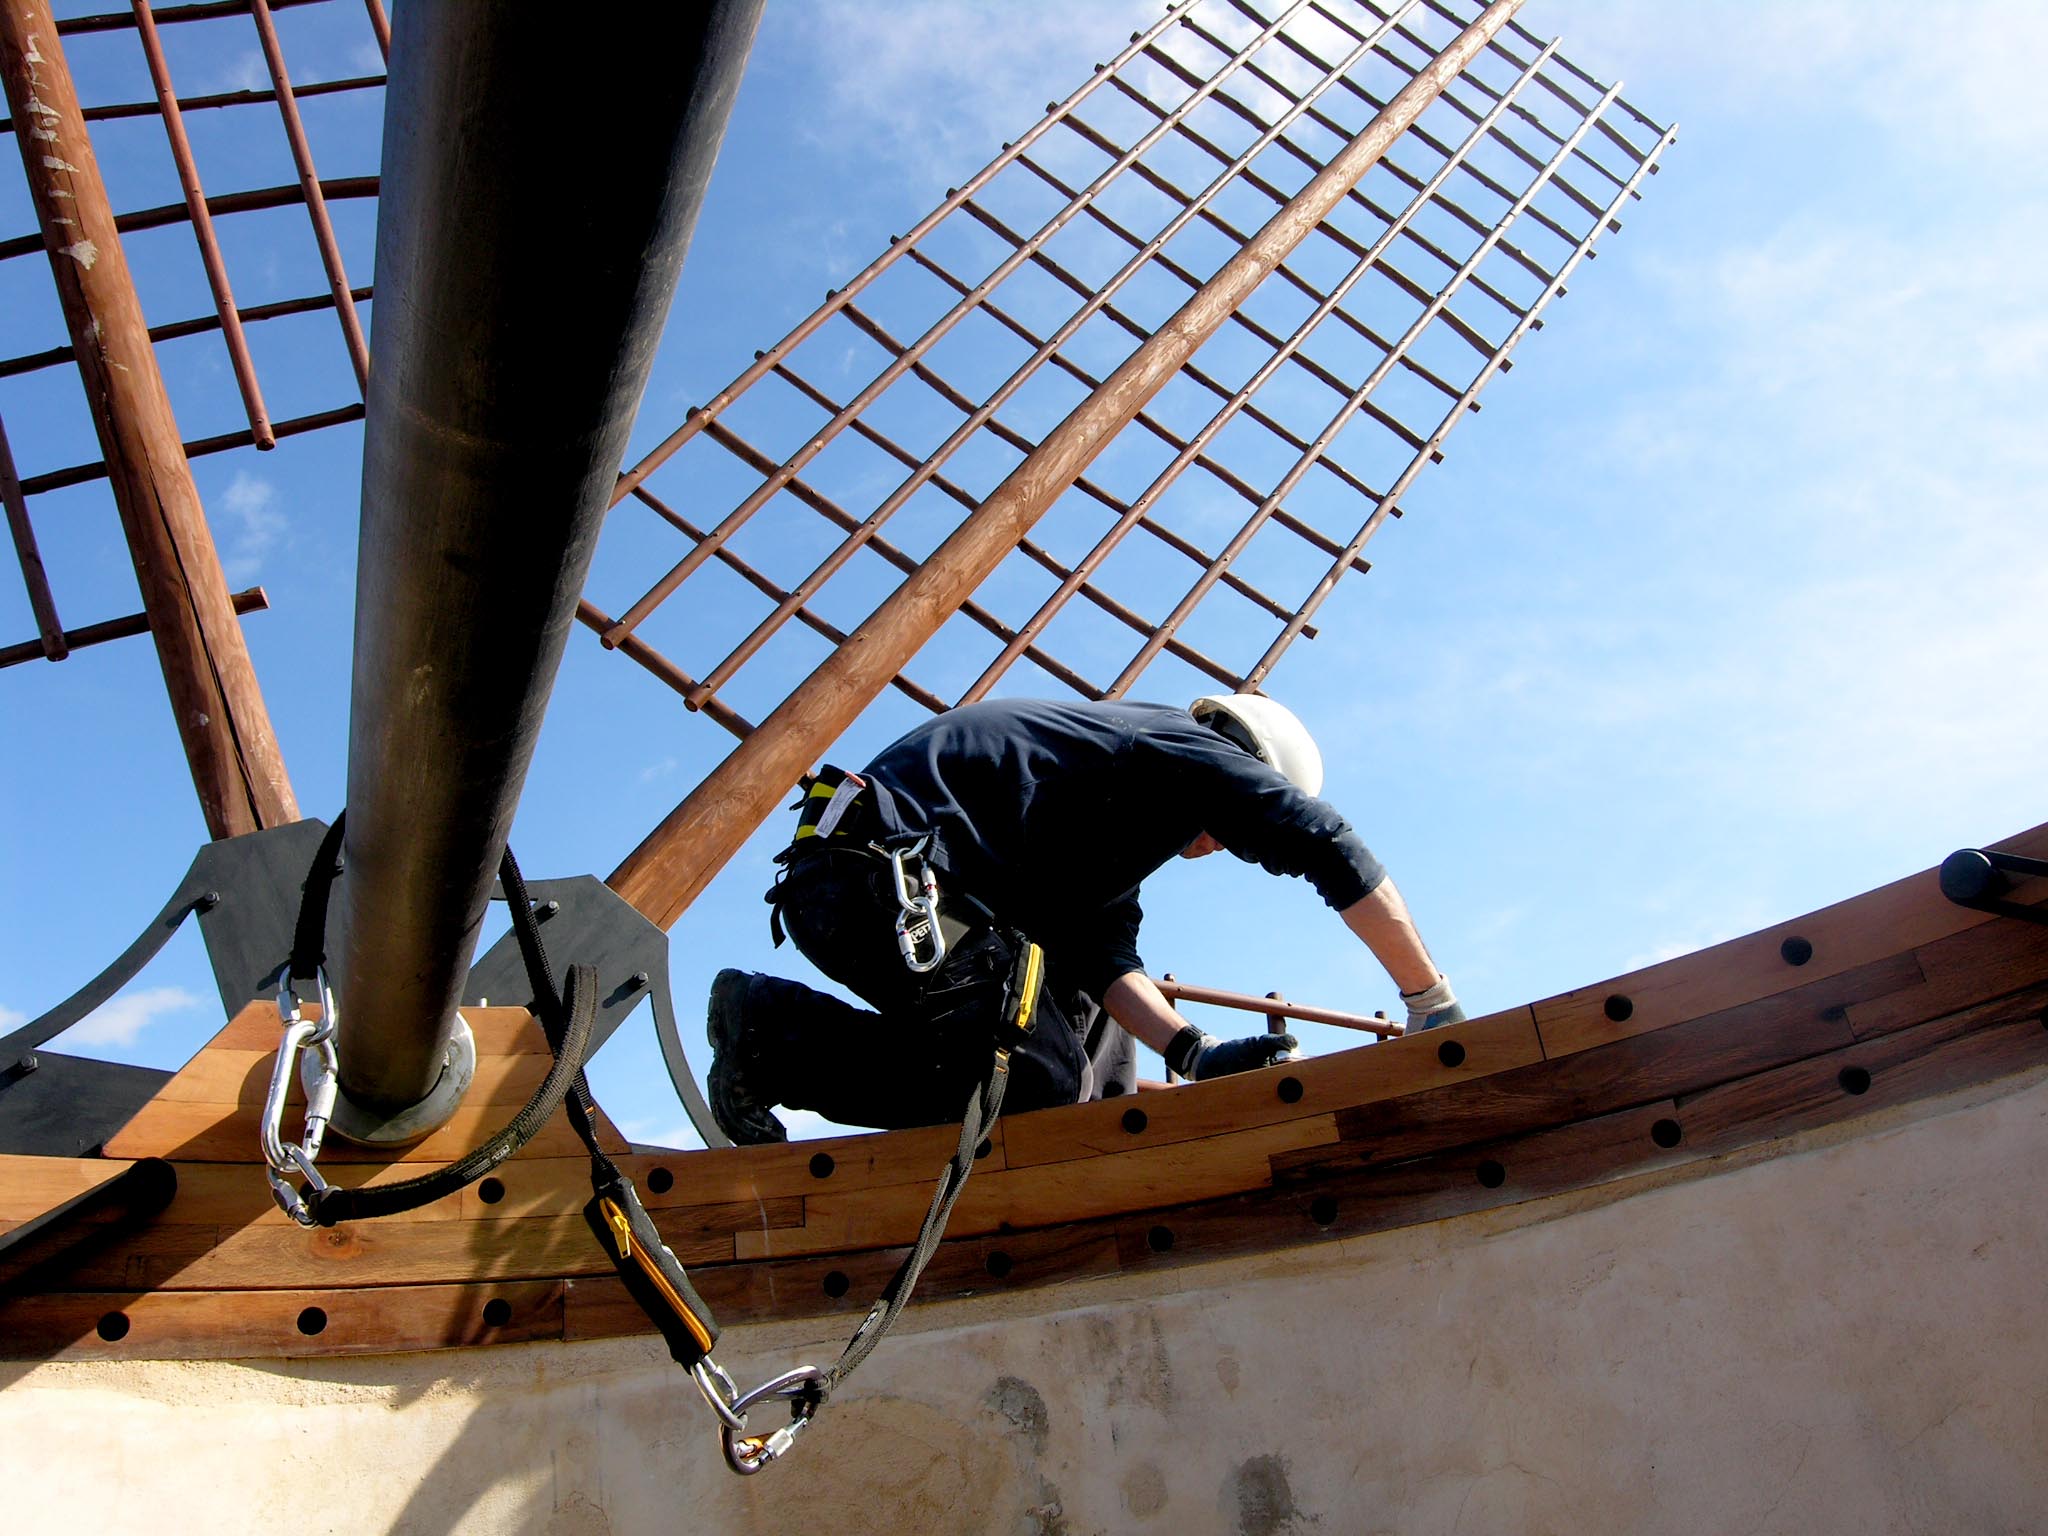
[1190,694,1324,797]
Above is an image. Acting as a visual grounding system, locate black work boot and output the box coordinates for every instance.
[706,969,788,1146]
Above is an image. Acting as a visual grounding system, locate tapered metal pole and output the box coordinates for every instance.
[608,0,1526,931]
[0,0,297,837]
[335,1,762,1116]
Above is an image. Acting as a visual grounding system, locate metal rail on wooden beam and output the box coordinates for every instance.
[608,0,1529,931]
[1151,976,1401,1036]
[0,0,297,839]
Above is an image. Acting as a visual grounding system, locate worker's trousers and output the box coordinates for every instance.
[748,846,1094,1130]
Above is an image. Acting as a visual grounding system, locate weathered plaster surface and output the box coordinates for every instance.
[7,1070,2046,1535]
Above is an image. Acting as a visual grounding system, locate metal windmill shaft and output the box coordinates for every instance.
[330,1,763,1115]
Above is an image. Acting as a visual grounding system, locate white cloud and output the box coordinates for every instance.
[65,986,201,1047]
[638,756,680,784]
[1548,1,2048,164]
[0,1004,23,1031]
[218,471,288,582]
[212,49,272,97]
[803,0,1157,199]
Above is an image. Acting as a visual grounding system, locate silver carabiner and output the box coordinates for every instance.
[720,1365,825,1475]
[265,1143,331,1228]
[691,1356,748,1434]
[265,967,340,1227]
[883,841,946,974]
[260,1016,317,1176]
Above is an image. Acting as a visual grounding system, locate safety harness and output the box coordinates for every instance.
[266,803,1038,1474]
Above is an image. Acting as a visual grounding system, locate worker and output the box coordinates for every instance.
[706,695,1464,1145]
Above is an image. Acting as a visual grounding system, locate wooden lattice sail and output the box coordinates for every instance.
[593,0,1677,925]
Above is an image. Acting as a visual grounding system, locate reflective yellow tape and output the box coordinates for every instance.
[1013,943,1044,1033]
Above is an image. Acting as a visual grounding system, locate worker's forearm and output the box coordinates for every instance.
[1101,971,1187,1054]
[1340,878,1439,994]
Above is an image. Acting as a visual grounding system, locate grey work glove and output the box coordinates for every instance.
[1165,1024,1300,1080]
[1401,974,1466,1033]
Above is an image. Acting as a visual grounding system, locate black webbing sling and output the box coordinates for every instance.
[284,817,612,1234]
[282,813,1030,1473]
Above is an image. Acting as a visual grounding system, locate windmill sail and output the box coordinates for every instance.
[592,0,1675,926]
[598,1,1670,737]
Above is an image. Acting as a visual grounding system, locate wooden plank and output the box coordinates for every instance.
[102,1097,623,1163]
[202,1000,555,1054]
[92,1156,808,1235]
[104,997,629,1163]
[1848,907,2048,1039]
[40,1212,613,1291]
[0,1155,131,1224]
[153,1158,506,1227]
[22,1186,798,1292]
[1121,1098,1690,1276]
[1272,952,1912,1183]
[448,1154,823,1224]
[1000,1006,1543,1170]
[578,1119,1012,1210]
[0,1279,565,1361]
[1532,822,2048,1057]
[153,1047,554,1108]
[1675,984,2048,1158]
[734,1114,1338,1260]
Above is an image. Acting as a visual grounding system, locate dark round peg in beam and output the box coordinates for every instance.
[1939,849,1999,904]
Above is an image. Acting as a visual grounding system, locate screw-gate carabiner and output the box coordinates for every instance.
[719,1365,826,1474]
[882,839,946,974]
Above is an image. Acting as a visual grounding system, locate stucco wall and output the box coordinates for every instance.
[8,1068,2046,1536]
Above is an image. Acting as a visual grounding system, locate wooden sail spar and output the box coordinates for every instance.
[0,0,387,835]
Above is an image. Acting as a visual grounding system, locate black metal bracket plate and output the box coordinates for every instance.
[467,875,728,1150]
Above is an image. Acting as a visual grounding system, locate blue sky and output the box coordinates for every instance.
[3,1,2044,1150]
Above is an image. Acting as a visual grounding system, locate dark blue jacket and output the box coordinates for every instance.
[860,699,1384,995]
